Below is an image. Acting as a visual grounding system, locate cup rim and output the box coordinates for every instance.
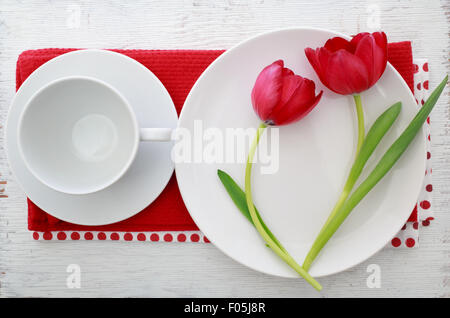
[17,75,140,195]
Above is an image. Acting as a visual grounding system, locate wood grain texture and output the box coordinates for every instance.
[0,0,448,297]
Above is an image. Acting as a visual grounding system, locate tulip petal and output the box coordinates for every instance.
[279,75,304,105]
[282,67,295,77]
[372,32,388,50]
[270,76,322,125]
[304,48,321,75]
[324,36,353,52]
[305,47,330,88]
[264,74,302,125]
[349,32,370,47]
[372,32,388,81]
[283,79,323,123]
[354,33,387,87]
[325,50,370,95]
[251,60,284,121]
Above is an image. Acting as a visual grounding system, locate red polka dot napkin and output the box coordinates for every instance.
[390,58,433,248]
[17,43,433,246]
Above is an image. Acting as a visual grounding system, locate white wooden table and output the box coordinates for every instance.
[0,0,448,298]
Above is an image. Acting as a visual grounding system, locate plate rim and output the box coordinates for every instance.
[175,27,426,278]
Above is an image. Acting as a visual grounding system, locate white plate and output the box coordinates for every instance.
[175,28,426,277]
[6,49,178,225]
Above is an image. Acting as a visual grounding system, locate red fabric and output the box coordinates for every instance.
[387,41,415,93]
[19,42,415,232]
[408,204,418,223]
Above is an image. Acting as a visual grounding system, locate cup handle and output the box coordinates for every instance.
[140,128,173,142]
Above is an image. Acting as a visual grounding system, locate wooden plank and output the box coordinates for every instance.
[0,0,448,297]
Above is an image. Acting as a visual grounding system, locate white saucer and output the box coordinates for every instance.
[6,49,178,225]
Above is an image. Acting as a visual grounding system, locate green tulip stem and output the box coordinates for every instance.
[244,122,322,291]
[354,94,365,154]
[303,94,366,270]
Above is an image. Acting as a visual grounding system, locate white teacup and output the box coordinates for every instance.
[18,76,172,195]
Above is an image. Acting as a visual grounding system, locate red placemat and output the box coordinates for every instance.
[19,42,417,238]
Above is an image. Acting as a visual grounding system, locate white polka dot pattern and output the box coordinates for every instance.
[390,59,433,249]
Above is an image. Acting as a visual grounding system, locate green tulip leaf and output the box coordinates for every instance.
[306,101,403,260]
[217,169,287,253]
[304,76,447,269]
[347,101,402,191]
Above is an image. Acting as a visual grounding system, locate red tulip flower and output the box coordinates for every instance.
[305,32,388,155]
[233,59,324,290]
[304,32,387,95]
[302,32,388,272]
[251,60,323,126]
